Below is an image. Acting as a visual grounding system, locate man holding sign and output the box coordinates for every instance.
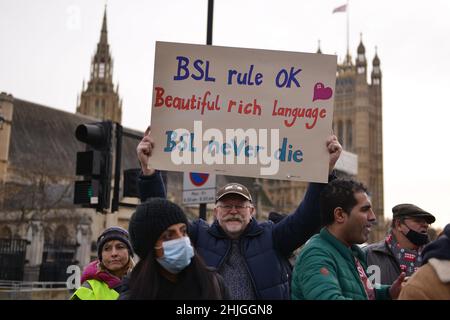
[135,130,341,299]
[133,42,341,299]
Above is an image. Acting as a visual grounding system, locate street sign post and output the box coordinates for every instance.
[183,172,216,205]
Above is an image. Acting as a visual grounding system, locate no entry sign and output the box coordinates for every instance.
[183,172,216,204]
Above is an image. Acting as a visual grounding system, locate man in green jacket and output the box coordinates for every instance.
[291,179,405,300]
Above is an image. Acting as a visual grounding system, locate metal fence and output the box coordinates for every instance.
[0,280,69,300]
[0,238,28,281]
[0,280,67,289]
[39,241,77,282]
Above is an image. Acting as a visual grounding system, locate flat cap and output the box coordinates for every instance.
[392,203,435,224]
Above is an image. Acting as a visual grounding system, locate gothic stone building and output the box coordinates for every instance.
[76,10,122,123]
[0,92,143,282]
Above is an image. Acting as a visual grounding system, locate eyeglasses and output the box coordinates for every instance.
[217,204,252,211]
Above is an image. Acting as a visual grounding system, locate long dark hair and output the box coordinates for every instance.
[128,249,222,300]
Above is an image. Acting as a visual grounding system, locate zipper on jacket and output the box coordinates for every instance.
[217,238,232,269]
[240,238,260,299]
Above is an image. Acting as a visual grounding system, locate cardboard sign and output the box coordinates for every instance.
[149,41,336,183]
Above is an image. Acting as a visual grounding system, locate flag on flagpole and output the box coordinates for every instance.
[332,4,347,13]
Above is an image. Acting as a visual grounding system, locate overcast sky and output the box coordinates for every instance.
[1,0,449,229]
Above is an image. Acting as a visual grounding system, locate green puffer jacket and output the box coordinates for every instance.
[291,228,391,300]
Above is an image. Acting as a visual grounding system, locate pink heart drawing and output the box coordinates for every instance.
[313,82,333,101]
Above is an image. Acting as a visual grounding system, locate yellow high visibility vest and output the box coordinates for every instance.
[70,279,119,300]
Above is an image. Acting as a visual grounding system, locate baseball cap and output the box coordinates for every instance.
[215,183,252,203]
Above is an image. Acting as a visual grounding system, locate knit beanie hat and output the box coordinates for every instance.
[128,198,188,259]
[97,226,133,261]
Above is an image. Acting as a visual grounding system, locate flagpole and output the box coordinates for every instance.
[346,0,350,58]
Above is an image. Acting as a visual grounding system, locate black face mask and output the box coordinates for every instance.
[403,227,430,246]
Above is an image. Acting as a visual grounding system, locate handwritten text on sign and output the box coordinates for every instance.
[149,42,337,183]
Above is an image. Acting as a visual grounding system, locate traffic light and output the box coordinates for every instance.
[123,168,140,198]
[74,121,113,212]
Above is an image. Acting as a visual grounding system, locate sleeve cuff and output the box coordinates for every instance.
[139,170,161,180]
[328,170,338,182]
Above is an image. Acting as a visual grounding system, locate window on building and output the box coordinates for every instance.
[346,120,353,150]
[99,63,105,78]
[338,121,344,146]
[44,227,53,244]
[55,225,68,245]
[345,86,353,94]
[95,99,100,116]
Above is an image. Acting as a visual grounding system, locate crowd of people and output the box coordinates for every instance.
[71,130,449,300]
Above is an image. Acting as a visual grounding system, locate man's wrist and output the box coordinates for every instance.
[140,169,158,179]
[141,168,155,176]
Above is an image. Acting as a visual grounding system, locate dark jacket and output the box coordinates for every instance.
[138,171,334,299]
[364,240,400,285]
[422,224,450,263]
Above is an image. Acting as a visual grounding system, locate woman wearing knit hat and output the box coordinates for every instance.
[70,226,135,300]
[120,198,229,300]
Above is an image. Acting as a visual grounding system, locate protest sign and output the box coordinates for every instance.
[149,41,336,183]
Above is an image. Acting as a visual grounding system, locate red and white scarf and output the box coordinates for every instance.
[385,231,423,277]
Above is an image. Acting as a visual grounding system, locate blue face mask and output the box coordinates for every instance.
[156,236,194,274]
